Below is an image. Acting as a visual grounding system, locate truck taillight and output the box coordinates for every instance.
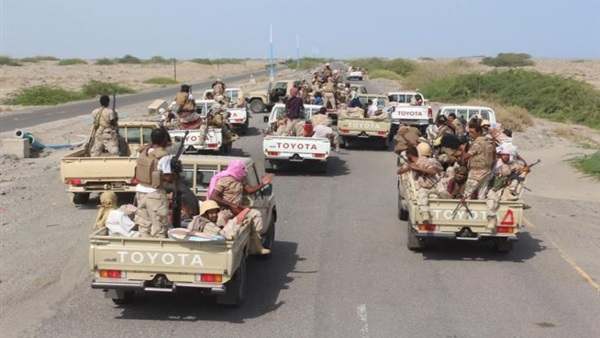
[99,270,126,278]
[427,107,433,118]
[69,178,82,185]
[340,129,349,133]
[131,178,139,185]
[314,153,326,158]
[418,224,437,231]
[377,131,387,135]
[496,226,515,233]
[207,143,218,148]
[198,274,222,283]
[234,119,244,123]
[267,151,279,156]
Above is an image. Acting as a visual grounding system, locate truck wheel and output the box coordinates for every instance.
[341,137,350,149]
[398,194,408,221]
[216,257,247,307]
[315,162,328,174]
[111,290,134,305]
[220,141,232,154]
[381,138,390,150]
[261,218,275,258]
[493,239,514,253]
[249,99,265,114]
[72,193,90,205]
[240,120,249,135]
[406,219,424,251]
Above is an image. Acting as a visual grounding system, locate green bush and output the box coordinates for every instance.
[421,69,600,129]
[19,56,59,63]
[143,77,178,85]
[3,86,88,105]
[57,58,87,66]
[117,54,142,64]
[95,58,115,65]
[81,80,135,97]
[368,69,403,80]
[0,56,22,66]
[146,56,172,64]
[350,57,417,77]
[283,57,326,70]
[569,151,600,179]
[213,58,244,65]
[190,58,212,65]
[481,53,534,67]
[419,57,435,61]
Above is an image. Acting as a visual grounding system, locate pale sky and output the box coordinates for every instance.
[1,0,599,60]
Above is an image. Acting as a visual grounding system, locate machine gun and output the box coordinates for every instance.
[171,130,189,228]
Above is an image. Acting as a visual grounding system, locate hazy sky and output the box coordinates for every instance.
[1,0,599,60]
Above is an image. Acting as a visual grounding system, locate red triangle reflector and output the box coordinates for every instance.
[500,209,515,226]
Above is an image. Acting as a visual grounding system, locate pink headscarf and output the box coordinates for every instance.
[207,160,246,198]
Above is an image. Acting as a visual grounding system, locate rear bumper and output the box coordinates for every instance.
[415,231,519,241]
[92,279,226,294]
[66,185,136,193]
[265,156,327,163]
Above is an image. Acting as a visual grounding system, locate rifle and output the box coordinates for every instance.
[171,130,189,228]
[451,198,474,219]
[398,154,438,188]
[492,159,541,192]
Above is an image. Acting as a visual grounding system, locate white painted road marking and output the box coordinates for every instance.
[356,304,370,338]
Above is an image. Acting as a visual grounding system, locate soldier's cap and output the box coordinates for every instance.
[325,62,330,66]
[481,119,491,127]
[200,200,220,216]
[333,69,339,74]
[455,166,468,175]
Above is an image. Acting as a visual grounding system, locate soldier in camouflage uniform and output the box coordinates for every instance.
[90,95,119,157]
[460,123,495,200]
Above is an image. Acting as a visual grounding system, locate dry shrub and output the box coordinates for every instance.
[551,126,574,138]
[404,60,475,90]
[465,99,534,132]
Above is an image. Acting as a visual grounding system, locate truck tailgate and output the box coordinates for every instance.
[61,156,137,182]
[338,118,391,136]
[263,136,330,160]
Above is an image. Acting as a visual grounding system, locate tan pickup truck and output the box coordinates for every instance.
[397,164,525,252]
[89,156,277,307]
[60,121,158,204]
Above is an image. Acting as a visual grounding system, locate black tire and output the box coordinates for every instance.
[342,137,350,149]
[111,290,134,305]
[239,120,249,135]
[249,99,265,114]
[494,239,514,253]
[261,217,275,258]
[406,219,424,251]
[216,257,247,307]
[315,162,328,174]
[398,193,408,221]
[381,138,390,151]
[389,124,399,143]
[72,193,90,205]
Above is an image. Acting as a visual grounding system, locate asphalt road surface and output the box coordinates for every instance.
[4,79,600,338]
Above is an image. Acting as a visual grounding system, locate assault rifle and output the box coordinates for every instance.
[171,130,189,228]
[492,159,541,192]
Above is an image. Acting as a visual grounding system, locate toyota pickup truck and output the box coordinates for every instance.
[338,94,392,150]
[60,121,159,204]
[89,156,277,307]
[387,92,433,138]
[246,79,303,114]
[397,160,525,252]
[200,91,250,134]
[262,103,331,172]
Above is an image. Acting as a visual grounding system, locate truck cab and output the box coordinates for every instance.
[246,79,303,114]
[438,105,497,126]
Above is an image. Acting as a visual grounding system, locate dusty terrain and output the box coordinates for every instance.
[0,60,598,337]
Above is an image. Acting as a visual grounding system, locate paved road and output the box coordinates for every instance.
[12,80,600,338]
[0,68,272,133]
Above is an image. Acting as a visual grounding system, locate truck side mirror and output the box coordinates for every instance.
[263,116,269,123]
[260,183,273,196]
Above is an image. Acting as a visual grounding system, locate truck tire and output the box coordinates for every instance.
[381,138,390,150]
[111,290,135,305]
[249,99,265,114]
[220,141,233,154]
[494,239,514,253]
[341,137,350,149]
[315,161,328,174]
[239,120,249,135]
[72,193,90,205]
[216,257,247,307]
[261,218,275,259]
[398,194,408,221]
[406,219,424,251]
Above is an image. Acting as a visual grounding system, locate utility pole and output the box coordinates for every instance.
[173,58,177,81]
[270,24,274,82]
[296,34,300,69]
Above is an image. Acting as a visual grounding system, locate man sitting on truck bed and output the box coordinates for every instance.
[397,144,442,224]
[208,160,274,255]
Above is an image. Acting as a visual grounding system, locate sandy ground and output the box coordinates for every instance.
[0,62,598,337]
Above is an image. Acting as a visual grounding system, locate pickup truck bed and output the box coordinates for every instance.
[263,135,331,172]
[338,117,391,150]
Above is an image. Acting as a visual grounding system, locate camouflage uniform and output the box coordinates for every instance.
[321,81,336,110]
[412,157,443,222]
[451,119,464,137]
[90,107,119,157]
[464,136,494,200]
[486,159,521,229]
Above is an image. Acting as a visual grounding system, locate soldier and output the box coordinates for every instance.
[447,112,465,138]
[171,84,195,113]
[322,62,333,79]
[321,77,336,110]
[312,118,340,152]
[460,123,495,200]
[198,95,234,145]
[437,166,477,199]
[393,123,422,155]
[186,200,222,237]
[235,89,246,108]
[90,95,119,157]
[435,115,455,137]
[397,144,443,223]
[212,79,225,96]
[134,127,175,238]
[208,160,275,255]
[281,87,304,136]
[310,107,331,127]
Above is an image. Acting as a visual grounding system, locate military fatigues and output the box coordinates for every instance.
[464,136,495,200]
[451,119,464,137]
[90,107,119,157]
[412,157,443,221]
[213,176,265,254]
[321,82,336,110]
[485,160,521,229]
[198,102,230,145]
[187,215,221,236]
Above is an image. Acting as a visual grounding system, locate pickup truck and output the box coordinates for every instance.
[338,94,392,150]
[397,161,524,252]
[387,92,433,138]
[197,98,249,135]
[89,155,277,307]
[262,103,331,172]
[60,121,158,204]
[437,105,497,126]
[202,88,244,108]
[246,79,303,114]
[347,70,364,81]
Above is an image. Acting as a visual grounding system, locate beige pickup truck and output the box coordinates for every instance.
[338,94,392,150]
[60,121,158,204]
[89,156,277,307]
[397,164,525,252]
